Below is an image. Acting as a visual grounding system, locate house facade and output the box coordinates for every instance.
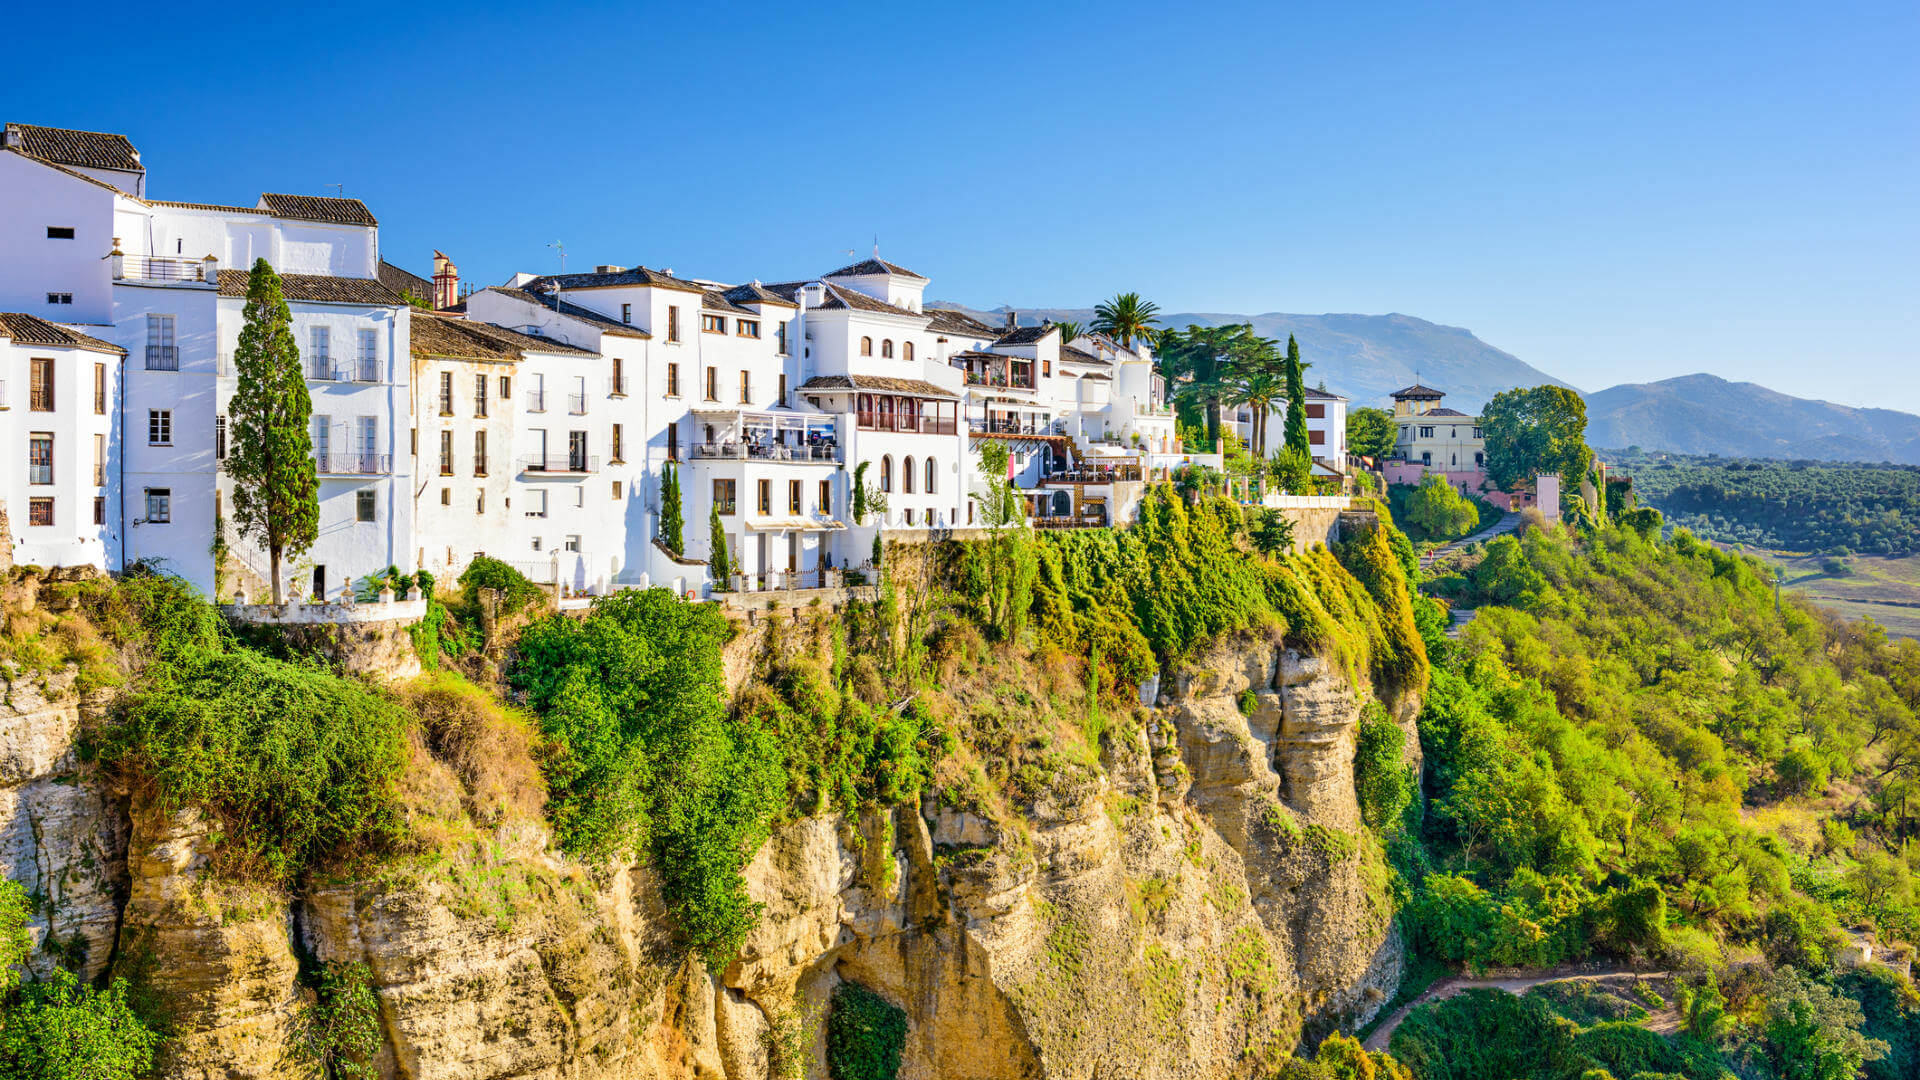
[1381,383,1487,493]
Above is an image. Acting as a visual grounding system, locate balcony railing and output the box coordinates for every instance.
[855,412,957,435]
[145,345,178,371]
[315,452,390,475]
[969,417,1059,436]
[116,256,207,283]
[526,391,547,412]
[520,454,599,475]
[964,371,1035,390]
[355,362,380,383]
[567,393,588,415]
[689,442,840,463]
[609,375,630,396]
[1046,464,1144,483]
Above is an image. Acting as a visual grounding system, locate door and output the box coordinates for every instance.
[787,532,798,573]
[312,565,326,600]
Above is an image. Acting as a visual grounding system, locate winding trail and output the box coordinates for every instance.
[1362,966,1661,1051]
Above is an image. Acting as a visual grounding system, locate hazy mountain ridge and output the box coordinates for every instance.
[931,303,1569,412]
[1587,374,1920,465]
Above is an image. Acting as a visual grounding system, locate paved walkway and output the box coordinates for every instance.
[1418,511,1519,571]
[1362,967,1660,1051]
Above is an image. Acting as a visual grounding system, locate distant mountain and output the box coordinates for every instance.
[931,304,1569,413]
[1586,374,1920,465]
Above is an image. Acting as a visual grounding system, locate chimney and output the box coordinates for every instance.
[1005,310,1018,329]
[431,250,458,310]
[594,265,626,274]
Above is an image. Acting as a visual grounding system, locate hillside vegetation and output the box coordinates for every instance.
[1587,375,1920,466]
[1612,449,1920,556]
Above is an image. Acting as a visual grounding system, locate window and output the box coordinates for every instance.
[701,313,726,334]
[92,434,105,485]
[667,305,681,342]
[93,363,106,414]
[666,362,680,397]
[439,371,454,415]
[757,479,772,515]
[739,370,750,403]
[146,314,177,370]
[528,373,546,412]
[903,341,913,362]
[439,431,454,475]
[473,431,488,476]
[819,479,831,515]
[357,416,376,470]
[610,424,624,463]
[1421,451,1432,466]
[568,430,588,471]
[880,455,893,492]
[476,491,485,514]
[776,321,788,354]
[621,303,632,324]
[881,339,893,358]
[313,414,331,466]
[737,319,759,338]
[310,327,331,379]
[1043,358,1051,377]
[788,480,802,514]
[713,478,736,515]
[666,421,680,461]
[28,498,53,527]
[92,497,104,526]
[704,367,718,401]
[1309,430,1325,445]
[500,375,511,399]
[1306,403,1326,420]
[527,490,549,518]
[611,357,626,396]
[441,488,450,506]
[904,456,916,493]
[30,358,53,411]
[777,373,787,406]
[530,536,542,551]
[46,227,74,239]
[905,508,916,525]
[860,336,873,356]
[1473,427,1483,439]
[612,481,623,500]
[564,535,581,553]
[925,456,936,494]
[1475,451,1485,466]
[148,409,172,446]
[474,373,488,417]
[358,329,378,381]
[1419,426,1435,439]
[356,490,377,522]
[46,293,72,306]
[136,487,171,525]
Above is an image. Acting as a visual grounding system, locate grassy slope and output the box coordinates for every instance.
[1735,548,1920,638]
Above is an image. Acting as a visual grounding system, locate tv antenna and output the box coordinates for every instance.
[327,183,344,195]
[547,240,567,275]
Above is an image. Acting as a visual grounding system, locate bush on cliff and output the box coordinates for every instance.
[0,880,158,1080]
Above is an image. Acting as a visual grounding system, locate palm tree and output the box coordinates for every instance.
[1050,320,1083,344]
[1225,368,1287,460]
[1091,293,1161,350]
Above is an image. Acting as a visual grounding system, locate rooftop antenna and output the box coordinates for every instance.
[547,240,567,275]
[327,183,344,195]
[873,235,880,258]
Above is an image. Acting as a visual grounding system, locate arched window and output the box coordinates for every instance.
[881,339,893,358]
[925,456,936,494]
[880,455,893,492]
[903,341,914,362]
[860,337,873,356]
[903,456,916,493]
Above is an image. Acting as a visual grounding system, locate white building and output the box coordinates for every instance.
[0,314,124,569]
[1231,385,1351,482]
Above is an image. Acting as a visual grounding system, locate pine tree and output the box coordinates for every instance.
[659,462,685,555]
[1282,334,1310,460]
[225,258,318,604]
[708,505,732,583]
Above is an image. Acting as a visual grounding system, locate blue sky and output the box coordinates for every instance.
[12,1,1917,411]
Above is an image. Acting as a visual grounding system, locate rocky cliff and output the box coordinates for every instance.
[0,589,1418,1079]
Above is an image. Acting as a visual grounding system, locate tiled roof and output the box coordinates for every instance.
[4,123,141,172]
[993,325,1056,346]
[1424,408,1474,418]
[149,199,266,214]
[763,281,926,320]
[377,260,433,302]
[1,146,131,195]
[0,313,126,355]
[1076,372,1113,382]
[1390,383,1445,399]
[824,257,926,281]
[463,320,597,357]
[923,307,1000,337]
[216,269,404,306]
[258,193,379,227]
[409,312,517,361]
[1059,345,1112,367]
[525,266,706,295]
[488,287,651,339]
[702,289,752,315]
[797,374,956,398]
[722,282,798,308]
[1304,386,1346,400]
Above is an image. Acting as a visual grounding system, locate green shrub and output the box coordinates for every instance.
[296,962,383,1079]
[826,981,907,1080]
[1354,702,1413,835]
[0,969,159,1080]
[456,556,546,616]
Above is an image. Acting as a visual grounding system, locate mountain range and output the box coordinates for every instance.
[938,304,1920,466]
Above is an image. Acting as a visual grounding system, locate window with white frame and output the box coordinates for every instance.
[148,409,172,445]
[357,329,378,381]
[144,488,171,524]
[146,314,177,370]
[310,327,331,378]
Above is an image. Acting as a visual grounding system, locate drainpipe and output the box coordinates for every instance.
[388,310,400,570]
[115,353,127,572]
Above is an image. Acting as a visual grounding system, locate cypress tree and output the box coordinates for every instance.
[660,462,685,555]
[225,258,318,604]
[1282,334,1310,460]
[708,505,732,583]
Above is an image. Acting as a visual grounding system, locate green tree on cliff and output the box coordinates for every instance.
[659,461,685,555]
[225,258,318,603]
[1480,384,1593,492]
[1282,334,1310,460]
[708,505,732,584]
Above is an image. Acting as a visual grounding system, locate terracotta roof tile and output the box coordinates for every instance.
[824,257,926,281]
[797,374,956,398]
[526,266,706,295]
[409,312,517,361]
[993,325,1056,346]
[1390,383,1445,399]
[258,193,379,227]
[377,260,432,302]
[217,269,403,306]
[924,307,1000,337]
[1060,345,1112,367]
[4,123,141,172]
[462,321,598,357]
[148,199,266,214]
[0,313,126,355]
[763,281,927,320]
[1424,408,1474,418]
[488,287,651,339]
[702,289,753,315]
[721,282,798,308]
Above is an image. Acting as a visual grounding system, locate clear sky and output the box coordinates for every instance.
[10,1,1916,410]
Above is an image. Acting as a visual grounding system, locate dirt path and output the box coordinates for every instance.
[1362,966,1660,1051]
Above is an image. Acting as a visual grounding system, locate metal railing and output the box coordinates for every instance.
[969,417,1056,436]
[117,256,207,283]
[1047,464,1143,483]
[964,371,1035,390]
[609,375,630,396]
[855,412,957,435]
[315,452,390,475]
[355,362,380,383]
[567,393,588,415]
[1032,515,1108,529]
[526,391,547,412]
[145,345,178,371]
[688,442,840,463]
[519,454,600,474]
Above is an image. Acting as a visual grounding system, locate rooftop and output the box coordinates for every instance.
[1390,382,1445,400]
[762,280,927,320]
[258,193,379,227]
[923,307,1001,338]
[993,325,1057,346]
[823,257,926,281]
[217,269,404,306]
[488,287,651,339]
[3,123,141,173]
[377,260,433,302]
[0,313,126,355]
[525,266,706,295]
[798,374,956,398]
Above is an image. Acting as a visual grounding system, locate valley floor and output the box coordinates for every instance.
[1735,548,1920,638]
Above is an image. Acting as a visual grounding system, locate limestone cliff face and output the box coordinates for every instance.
[1,621,1416,1080]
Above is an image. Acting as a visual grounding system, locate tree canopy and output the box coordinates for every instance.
[1481,384,1594,492]
[224,258,319,603]
[1349,406,1400,460]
